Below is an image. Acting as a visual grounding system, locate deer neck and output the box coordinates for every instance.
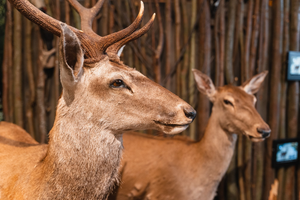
[37,98,123,199]
[193,111,237,199]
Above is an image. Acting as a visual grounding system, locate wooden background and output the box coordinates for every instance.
[1,0,300,199]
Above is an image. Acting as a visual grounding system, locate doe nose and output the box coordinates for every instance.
[257,128,271,138]
[184,107,197,121]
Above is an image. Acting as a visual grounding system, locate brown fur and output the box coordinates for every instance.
[110,71,270,200]
[0,25,195,199]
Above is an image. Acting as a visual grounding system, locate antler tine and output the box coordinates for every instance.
[107,14,156,54]
[66,0,105,35]
[97,1,145,52]
[8,0,62,36]
[90,0,106,20]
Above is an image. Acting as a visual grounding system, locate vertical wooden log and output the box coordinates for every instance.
[249,0,261,76]
[65,1,70,25]
[232,0,244,68]
[189,0,197,140]
[284,1,299,200]
[54,0,60,103]
[174,0,181,96]
[13,9,23,127]
[180,0,189,102]
[214,4,220,87]
[277,0,290,199]
[165,0,172,90]
[245,1,258,198]
[71,7,81,29]
[238,137,246,200]
[227,150,239,200]
[244,0,254,81]
[2,2,12,122]
[224,0,236,84]
[246,1,261,199]
[109,5,115,34]
[263,0,283,199]
[197,0,211,140]
[255,0,270,199]
[36,34,47,143]
[219,0,225,87]
[25,18,35,138]
[154,0,164,84]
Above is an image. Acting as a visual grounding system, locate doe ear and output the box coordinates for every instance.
[59,23,84,87]
[192,69,216,101]
[241,71,268,94]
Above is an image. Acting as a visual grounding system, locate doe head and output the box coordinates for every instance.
[193,69,270,142]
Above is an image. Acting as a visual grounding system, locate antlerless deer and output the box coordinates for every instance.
[110,70,271,200]
[0,0,196,199]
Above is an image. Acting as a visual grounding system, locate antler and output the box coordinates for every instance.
[107,13,156,55]
[8,0,155,63]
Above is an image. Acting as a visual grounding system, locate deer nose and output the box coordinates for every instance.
[257,127,271,138]
[183,107,197,121]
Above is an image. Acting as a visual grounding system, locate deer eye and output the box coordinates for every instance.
[223,99,234,107]
[110,79,125,88]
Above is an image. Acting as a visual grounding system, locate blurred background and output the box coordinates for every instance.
[0,0,299,199]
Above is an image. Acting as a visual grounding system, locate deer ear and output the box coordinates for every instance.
[192,69,216,101]
[59,23,84,87]
[241,71,268,94]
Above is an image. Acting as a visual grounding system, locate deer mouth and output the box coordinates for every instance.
[154,120,190,127]
[153,120,190,135]
[248,135,266,142]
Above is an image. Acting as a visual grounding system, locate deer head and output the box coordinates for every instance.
[193,70,270,142]
[9,0,196,135]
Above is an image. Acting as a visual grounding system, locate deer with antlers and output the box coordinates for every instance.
[110,70,271,200]
[0,1,196,199]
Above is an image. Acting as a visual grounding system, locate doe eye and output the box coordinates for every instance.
[223,99,234,107]
[111,79,125,88]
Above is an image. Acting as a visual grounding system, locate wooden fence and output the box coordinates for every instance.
[1,0,300,199]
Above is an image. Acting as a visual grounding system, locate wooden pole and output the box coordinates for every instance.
[284,1,299,199]
[2,2,13,122]
[13,8,23,127]
[263,0,283,199]
[255,0,270,199]
[24,18,35,138]
[197,0,211,140]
